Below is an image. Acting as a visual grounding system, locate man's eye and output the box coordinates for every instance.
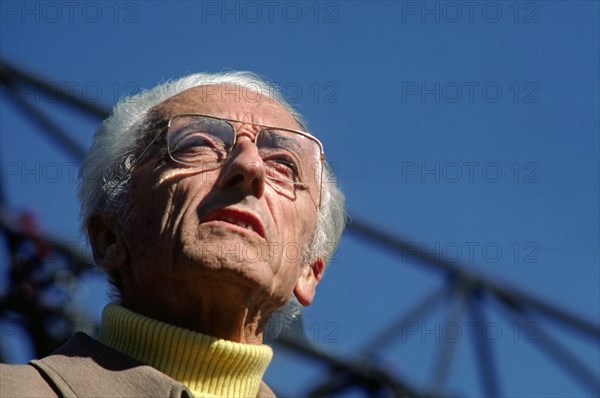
[171,133,227,162]
[264,156,301,182]
[173,133,216,150]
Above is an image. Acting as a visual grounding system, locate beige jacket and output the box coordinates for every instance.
[1,333,275,397]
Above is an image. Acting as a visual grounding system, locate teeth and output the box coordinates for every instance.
[219,217,254,232]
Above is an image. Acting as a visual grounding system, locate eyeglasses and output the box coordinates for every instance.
[160,113,324,206]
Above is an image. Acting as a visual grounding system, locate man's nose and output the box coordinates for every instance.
[218,139,266,198]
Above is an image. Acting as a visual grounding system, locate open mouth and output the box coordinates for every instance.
[203,208,266,239]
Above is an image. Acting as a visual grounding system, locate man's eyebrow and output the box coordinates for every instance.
[264,132,302,150]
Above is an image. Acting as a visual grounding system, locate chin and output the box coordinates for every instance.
[178,245,274,285]
[189,228,275,265]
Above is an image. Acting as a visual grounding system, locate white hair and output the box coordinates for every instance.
[78,71,346,336]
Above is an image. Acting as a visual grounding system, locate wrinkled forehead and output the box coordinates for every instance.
[152,84,302,131]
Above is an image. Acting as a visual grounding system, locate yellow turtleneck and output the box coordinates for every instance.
[97,304,273,398]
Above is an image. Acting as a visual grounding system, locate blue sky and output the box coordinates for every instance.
[1,1,598,396]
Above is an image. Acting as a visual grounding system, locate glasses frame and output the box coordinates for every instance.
[134,113,325,207]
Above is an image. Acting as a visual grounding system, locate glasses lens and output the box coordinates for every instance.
[167,115,234,168]
[257,129,322,203]
[166,115,323,206]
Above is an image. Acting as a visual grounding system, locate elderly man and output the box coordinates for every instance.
[1,72,345,397]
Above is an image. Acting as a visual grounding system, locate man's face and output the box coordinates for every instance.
[116,85,320,322]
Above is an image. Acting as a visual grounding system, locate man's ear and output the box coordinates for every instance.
[293,258,325,306]
[87,214,128,271]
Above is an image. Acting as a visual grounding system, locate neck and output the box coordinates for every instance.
[122,283,279,344]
